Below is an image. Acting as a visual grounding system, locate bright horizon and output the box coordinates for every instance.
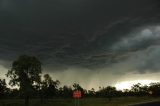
[1,65,160,91]
[115,80,159,90]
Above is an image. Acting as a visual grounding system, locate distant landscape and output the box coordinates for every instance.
[1,55,160,106]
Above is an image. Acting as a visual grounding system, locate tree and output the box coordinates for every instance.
[41,74,60,98]
[87,88,96,97]
[149,83,160,96]
[61,85,73,98]
[130,83,148,96]
[131,83,141,93]
[104,86,117,101]
[6,55,42,106]
[0,79,7,99]
[96,86,117,101]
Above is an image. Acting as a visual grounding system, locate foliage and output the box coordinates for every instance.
[6,55,42,106]
[2,55,160,102]
[41,74,60,98]
[0,79,7,98]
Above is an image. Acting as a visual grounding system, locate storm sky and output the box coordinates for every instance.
[1,0,160,89]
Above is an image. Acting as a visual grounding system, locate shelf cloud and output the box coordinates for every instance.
[1,0,160,89]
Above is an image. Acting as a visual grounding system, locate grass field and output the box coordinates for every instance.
[0,97,160,106]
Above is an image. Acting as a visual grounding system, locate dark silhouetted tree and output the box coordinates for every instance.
[41,74,60,98]
[6,55,42,106]
[0,79,7,99]
[131,83,141,93]
[104,86,116,101]
[131,83,149,96]
[61,85,73,98]
[87,88,96,97]
[96,86,117,101]
[149,83,160,96]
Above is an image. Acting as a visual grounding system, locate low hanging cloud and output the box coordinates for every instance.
[111,26,160,51]
[131,46,160,73]
[110,26,160,73]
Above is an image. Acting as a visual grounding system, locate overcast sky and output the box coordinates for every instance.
[1,0,160,90]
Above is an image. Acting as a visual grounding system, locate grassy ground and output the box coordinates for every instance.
[0,97,160,106]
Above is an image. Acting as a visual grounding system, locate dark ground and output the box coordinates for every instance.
[130,101,160,106]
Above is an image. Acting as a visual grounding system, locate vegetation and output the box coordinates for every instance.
[6,55,42,106]
[0,55,160,106]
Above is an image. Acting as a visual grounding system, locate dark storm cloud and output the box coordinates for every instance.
[0,0,160,72]
[110,26,160,74]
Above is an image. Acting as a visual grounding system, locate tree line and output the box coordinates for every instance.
[0,55,160,106]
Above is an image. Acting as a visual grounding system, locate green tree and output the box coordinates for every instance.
[6,55,42,106]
